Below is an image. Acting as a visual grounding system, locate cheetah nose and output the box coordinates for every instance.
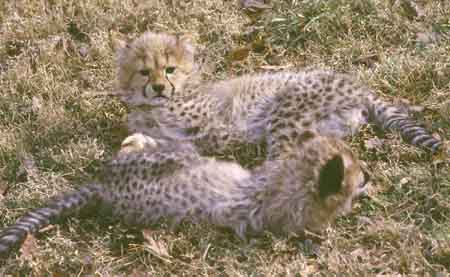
[152,84,165,94]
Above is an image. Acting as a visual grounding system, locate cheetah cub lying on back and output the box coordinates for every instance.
[0,132,368,259]
[113,32,442,157]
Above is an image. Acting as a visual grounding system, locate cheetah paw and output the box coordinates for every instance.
[120,133,158,153]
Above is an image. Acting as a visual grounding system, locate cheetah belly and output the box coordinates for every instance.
[228,113,265,144]
[232,95,276,144]
[104,161,255,230]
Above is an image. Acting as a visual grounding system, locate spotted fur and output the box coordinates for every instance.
[113,32,442,157]
[0,132,368,259]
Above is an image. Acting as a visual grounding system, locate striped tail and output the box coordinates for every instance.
[0,184,102,259]
[370,98,442,152]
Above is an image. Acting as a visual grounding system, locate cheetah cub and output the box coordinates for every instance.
[0,132,368,258]
[113,32,442,157]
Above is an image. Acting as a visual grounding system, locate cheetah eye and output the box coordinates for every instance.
[139,69,150,76]
[165,67,176,74]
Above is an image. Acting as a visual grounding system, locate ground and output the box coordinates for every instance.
[0,0,449,275]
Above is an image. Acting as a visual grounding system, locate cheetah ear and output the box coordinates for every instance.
[318,155,345,199]
[176,33,195,58]
[110,32,130,52]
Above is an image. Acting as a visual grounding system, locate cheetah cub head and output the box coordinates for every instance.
[260,131,370,235]
[112,32,196,108]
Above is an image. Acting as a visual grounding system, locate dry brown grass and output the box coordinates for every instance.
[0,0,449,275]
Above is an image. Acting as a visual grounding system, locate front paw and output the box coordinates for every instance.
[120,133,158,153]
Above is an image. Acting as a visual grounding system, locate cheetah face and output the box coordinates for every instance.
[261,131,371,235]
[317,149,370,217]
[112,32,195,108]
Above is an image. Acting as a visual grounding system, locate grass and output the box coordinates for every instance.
[0,0,449,275]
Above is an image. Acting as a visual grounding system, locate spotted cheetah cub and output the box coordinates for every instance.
[113,32,442,157]
[0,132,368,258]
